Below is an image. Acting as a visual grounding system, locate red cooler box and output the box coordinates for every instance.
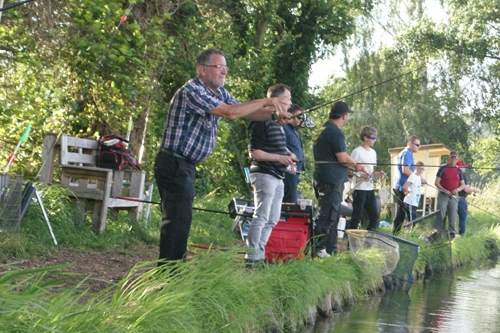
[265,204,313,262]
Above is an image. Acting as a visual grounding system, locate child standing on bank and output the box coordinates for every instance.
[402,161,426,222]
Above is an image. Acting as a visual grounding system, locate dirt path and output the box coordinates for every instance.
[2,244,158,294]
[2,238,350,295]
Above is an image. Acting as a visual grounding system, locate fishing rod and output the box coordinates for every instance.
[113,196,315,220]
[4,122,31,174]
[426,183,462,201]
[351,167,430,231]
[0,0,33,12]
[426,184,500,220]
[465,199,500,220]
[357,166,500,228]
[403,210,440,228]
[355,169,408,211]
[113,196,235,215]
[187,243,246,253]
[366,172,457,230]
[324,161,500,222]
[292,69,416,119]
[305,159,500,172]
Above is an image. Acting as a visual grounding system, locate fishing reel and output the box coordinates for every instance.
[300,114,316,128]
[353,171,377,183]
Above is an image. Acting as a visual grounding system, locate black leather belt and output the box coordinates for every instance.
[249,165,284,180]
[249,165,260,172]
[161,148,192,163]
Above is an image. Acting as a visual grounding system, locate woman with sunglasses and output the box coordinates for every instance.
[348,126,386,231]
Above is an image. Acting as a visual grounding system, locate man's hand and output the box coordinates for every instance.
[277,154,299,166]
[266,96,292,124]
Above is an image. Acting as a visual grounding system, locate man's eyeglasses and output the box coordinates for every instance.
[369,136,377,140]
[203,64,229,71]
[412,142,421,147]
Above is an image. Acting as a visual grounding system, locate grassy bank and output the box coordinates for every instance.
[1,184,499,332]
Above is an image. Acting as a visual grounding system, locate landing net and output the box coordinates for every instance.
[0,174,24,232]
[346,230,420,292]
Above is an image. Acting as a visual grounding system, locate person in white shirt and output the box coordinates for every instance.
[349,126,386,230]
[402,161,426,222]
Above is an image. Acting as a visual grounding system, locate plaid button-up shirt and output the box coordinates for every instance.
[160,76,239,163]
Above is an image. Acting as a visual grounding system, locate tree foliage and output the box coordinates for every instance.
[0,0,369,196]
[318,0,498,182]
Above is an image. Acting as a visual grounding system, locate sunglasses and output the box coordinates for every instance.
[412,142,421,147]
[369,136,377,140]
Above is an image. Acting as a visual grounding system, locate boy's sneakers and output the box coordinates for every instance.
[316,249,331,258]
[244,259,267,268]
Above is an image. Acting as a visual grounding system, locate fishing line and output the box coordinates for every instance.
[471,192,500,205]
[113,195,236,215]
[466,200,500,220]
[113,196,317,220]
[303,159,500,172]
[0,0,33,12]
[425,183,500,220]
[292,69,417,118]
[439,184,500,220]
[350,168,500,228]
[355,169,408,218]
[426,183,463,201]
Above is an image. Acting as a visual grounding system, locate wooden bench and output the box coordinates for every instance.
[40,133,146,233]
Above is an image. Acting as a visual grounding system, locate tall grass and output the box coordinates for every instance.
[1,181,500,332]
[1,186,240,258]
[0,249,391,332]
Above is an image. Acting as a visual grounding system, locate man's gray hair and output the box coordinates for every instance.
[196,49,225,67]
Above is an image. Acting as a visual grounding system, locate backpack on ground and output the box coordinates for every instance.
[97,134,142,171]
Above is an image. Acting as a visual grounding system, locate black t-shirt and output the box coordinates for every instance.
[313,121,349,184]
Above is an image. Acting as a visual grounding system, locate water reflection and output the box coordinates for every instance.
[313,261,500,333]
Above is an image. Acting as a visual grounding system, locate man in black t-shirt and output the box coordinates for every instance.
[313,101,357,257]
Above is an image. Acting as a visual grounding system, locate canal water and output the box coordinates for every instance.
[313,260,500,332]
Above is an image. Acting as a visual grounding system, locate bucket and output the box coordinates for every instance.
[296,199,313,210]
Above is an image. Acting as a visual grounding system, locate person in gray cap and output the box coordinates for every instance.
[312,101,357,257]
[434,150,465,238]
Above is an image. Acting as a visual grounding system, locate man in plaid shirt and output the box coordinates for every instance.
[155,49,291,264]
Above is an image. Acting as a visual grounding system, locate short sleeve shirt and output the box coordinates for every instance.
[394,147,415,191]
[350,146,377,191]
[436,164,464,191]
[404,172,422,207]
[248,120,288,179]
[313,121,349,184]
[160,76,239,163]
